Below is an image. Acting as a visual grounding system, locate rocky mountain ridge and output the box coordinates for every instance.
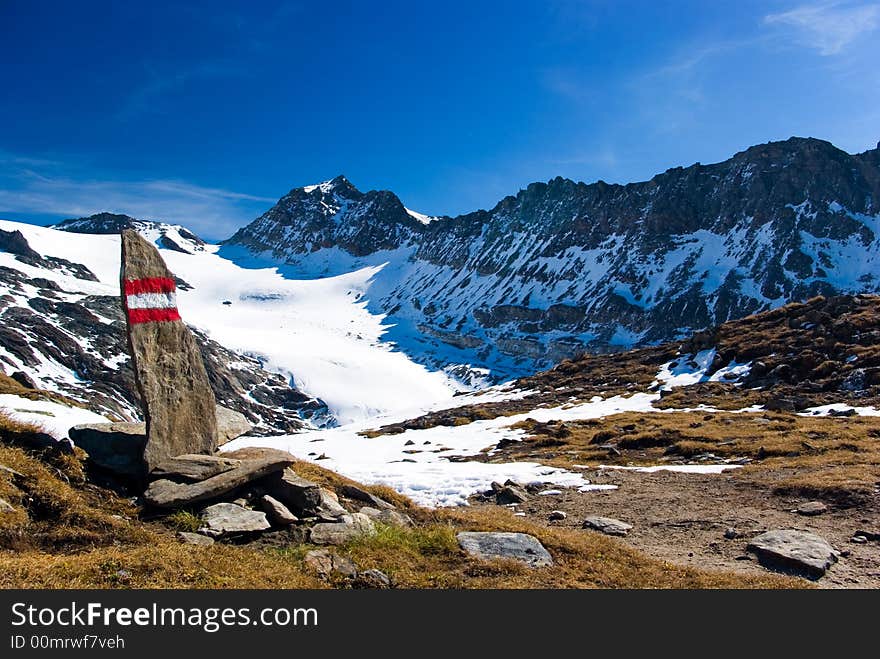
[226,137,880,379]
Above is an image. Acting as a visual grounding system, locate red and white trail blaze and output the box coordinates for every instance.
[123,277,182,324]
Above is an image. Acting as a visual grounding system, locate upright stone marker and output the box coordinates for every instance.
[121,230,217,477]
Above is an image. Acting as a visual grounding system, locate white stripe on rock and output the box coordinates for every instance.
[126,292,178,310]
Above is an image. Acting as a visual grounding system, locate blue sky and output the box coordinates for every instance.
[1,0,879,239]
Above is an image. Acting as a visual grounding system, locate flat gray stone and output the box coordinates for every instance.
[199,502,270,536]
[582,515,632,537]
[796,501,828,516]
[143,455,294,508]
[259,494,298,526]
[176,531,215,546]
[263,468,323,516]
[359,506,414,527]
[747,529,838,579]
[457,531,553,568]
[151,454,241,482]
[309,513,375,545]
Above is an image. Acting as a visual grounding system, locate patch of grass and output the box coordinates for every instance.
[167,510,202,533]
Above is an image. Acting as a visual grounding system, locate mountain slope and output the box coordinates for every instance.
[225,137,880,379]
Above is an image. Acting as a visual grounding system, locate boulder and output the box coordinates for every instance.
[339,484,395,510]
[215,405,252,445]
[495,485,529,505]
[143,454,294,508]
[262,468,322,516]
[359,506,414,528]
[457,531,553,567]
[303,549,358,579]
[176,531,215,546]
[68,422,148,481]
[309,513,376,545]
[259,494,298,526]
[582,515,632,537]
[746,529,838,579]
[120,229,217,477]
[199,502,270,537]
[151,454,241,482]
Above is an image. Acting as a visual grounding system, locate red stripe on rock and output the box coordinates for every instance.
[123,277,177,295]
[127,307,182,324]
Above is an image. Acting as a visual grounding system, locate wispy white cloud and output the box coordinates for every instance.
[764,2,880,55]
[0,154,274,239]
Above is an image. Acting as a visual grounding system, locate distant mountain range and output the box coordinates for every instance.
[223,136,880,378]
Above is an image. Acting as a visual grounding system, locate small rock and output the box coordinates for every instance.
[359,506,414,527]
[0,498,16,513]
[355,569,392,589]
[457,531,553,568]
[850,535,868,544]
[724,527,738,540]
[176,531,215,546]
[853,529,880,541]
[495,485,528,505]
[548,510,567,521]
[303,549,358,579]
[582,515,632,537]
[309,513,376,545]
[259,495,298,526]
[199,502,270,537]
[316,488,348,521]
[746,529,838,579]
[796,501,828,516]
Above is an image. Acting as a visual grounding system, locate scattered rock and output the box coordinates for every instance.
[355,569,392,588]
[495,484,529,505]
[340,484,395,510]
[214,405,252,445]
[724,527,738,540]
[850,535,867,544]
[746,529,838,579]
[176,531,215,546]
[199,502,270,537]
[582,515,633,537]
[143,454,294,508]
[0,498,15,513]
[315,488,349,520]
[548,510,567,521]
[121,229,218,476]
[853,529,880,542]
[796,501,828,516]
[303,549,358,579]
[68,422,147,481]
[151,454,241,482]
[259,494,298,526]
[359,506,414,527]
[457,531,553,568]
[309,513,376,545]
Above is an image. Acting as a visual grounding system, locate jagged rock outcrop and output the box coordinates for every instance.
[121,229,217,475]
[225,138,880,379]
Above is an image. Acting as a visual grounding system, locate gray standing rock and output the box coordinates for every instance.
[310,513,376,545]
[143,454,294,508]
[176,531,215,546]
[259,494,298,526]
[746,529,838,579]
[120,229,217,478]
[457,531,553,568]
[199,502,270,536]
[582,515,633,537]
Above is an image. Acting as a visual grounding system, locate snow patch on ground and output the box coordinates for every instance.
[800,403,880,417]
[0,394,110,439]
[654,349,751,390]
